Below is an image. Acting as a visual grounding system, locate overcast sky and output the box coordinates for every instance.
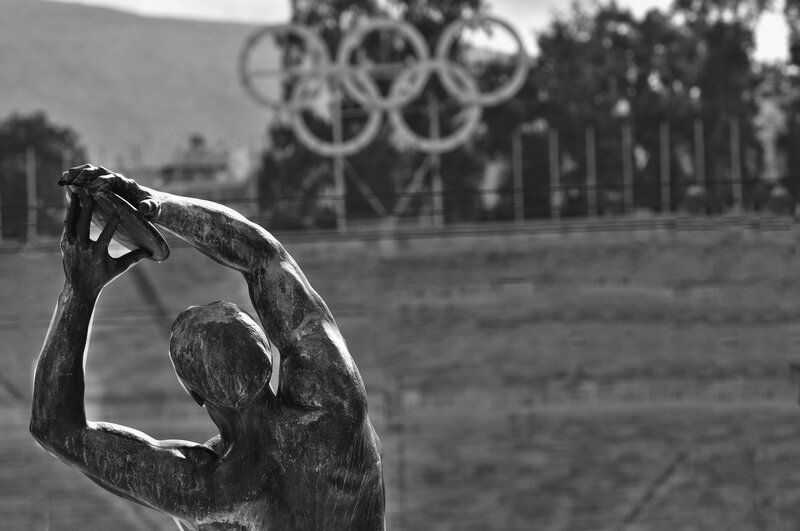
[49,0,789,61]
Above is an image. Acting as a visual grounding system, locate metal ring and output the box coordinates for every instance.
[435,15,529,106]
[290,71,384,157]
[239,16,530,155]
[336,19,431,110]
[239,24,332,111]
[387,62,482,154]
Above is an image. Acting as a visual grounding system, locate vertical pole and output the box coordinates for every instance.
[428,93,444,227]
[332,92,347,233]
[26,146,37,244]
[622,122,634,214]
[512,128,524,223]
[549,128,560,220]
[334,155,346,232]
[730,117,743,209]
[586,125,597,217]
[694,118,705,187]
[660,121,671,214]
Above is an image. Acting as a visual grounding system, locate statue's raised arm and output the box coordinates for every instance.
[32,166,385,530]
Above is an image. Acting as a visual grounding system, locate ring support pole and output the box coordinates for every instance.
[428,93,444,227]
[512,128,524,223]
[332,96,347,232]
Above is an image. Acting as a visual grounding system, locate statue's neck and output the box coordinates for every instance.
[206,398,268,452]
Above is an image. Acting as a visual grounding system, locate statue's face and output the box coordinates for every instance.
[169,302,273,409]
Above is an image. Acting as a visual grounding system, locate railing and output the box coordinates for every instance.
[1,176,796,246]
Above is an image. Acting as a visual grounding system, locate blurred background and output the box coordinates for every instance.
[5,0,800,528]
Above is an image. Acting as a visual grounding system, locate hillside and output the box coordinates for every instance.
[0,0,278,164]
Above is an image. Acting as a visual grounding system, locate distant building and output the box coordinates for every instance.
[125,135,257,212]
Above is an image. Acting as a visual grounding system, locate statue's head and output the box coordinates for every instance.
[169,301,272,410]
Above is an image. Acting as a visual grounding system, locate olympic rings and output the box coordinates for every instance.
[436,16,530,107]
[336,18,431,110]
[388,62,483,154]
[290,70,384,157]
[239,24,331,111]
[239,16,529,156]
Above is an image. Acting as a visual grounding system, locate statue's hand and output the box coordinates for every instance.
[61,189,150,299]
[59,164,161,221]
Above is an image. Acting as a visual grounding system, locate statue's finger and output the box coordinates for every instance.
[74,168,99,188]
[96,215,120,251]
[76,190,93,244]
[115,248,151,271]
[58,164,93,186]
[64,191,80,241]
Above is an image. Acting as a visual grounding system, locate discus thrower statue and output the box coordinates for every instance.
[30,165,385,530]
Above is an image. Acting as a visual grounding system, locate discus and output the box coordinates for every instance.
[66,186,170,262]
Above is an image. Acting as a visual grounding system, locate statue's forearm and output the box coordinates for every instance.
[147,189,281,272]
[30,285,95,446]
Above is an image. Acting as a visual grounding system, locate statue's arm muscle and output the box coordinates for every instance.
[30,287,223,520]
[66,423,222,518]
[148,191,276,275]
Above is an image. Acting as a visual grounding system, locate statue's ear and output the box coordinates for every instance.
[190,389,206,407]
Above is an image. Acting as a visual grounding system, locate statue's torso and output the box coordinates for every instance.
[173,410,384,531]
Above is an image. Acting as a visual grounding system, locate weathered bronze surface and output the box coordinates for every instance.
[31,165,385,530]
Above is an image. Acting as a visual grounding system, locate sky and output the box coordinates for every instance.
[49,0,789,62]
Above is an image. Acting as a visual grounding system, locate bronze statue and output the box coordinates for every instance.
[30,165,385,530]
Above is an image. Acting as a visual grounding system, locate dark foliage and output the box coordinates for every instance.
[0,112,86,239]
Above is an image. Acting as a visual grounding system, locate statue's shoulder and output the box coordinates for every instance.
[204,435,224,453]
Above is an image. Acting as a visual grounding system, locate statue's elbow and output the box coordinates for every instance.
[29,415,75,454]
[30,414,56,447]
[29,415,53,448]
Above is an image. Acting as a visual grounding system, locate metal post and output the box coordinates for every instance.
[730,117,742,209]
[511,127,524,223]
[333,156,346,232]
[694,118,705,187]
[26,147,37,243]
[428,93,444,227]
[586,125,597,217]
[660,121,671,214]
[549,128,560,220]
[622,123,634,214]
[331,92,347,233]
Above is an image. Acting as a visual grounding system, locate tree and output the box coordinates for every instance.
[779,1,800,200]
[495,0,767,217]
[671,0,767,210]
[0,112,86,240]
